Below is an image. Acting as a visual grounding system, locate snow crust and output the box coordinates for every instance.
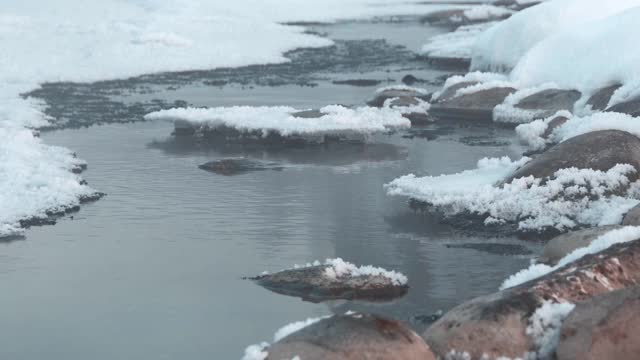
[502,226,640,289]
[526,301,575,360]
[386,157,640,232]
[470,0,640,72]
[145,105,411,137]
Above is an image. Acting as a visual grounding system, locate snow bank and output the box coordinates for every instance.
[421,22,495,61]
[145,105,411,137]
[1,0,442,236]
[386,157,640,232]
[471,0,640,72]
[527,301,576,359]
[502,226,640,289]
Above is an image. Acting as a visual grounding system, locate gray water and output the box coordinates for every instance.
[1,16,540,360]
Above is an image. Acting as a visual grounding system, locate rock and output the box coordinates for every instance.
[420,8,511,27]
[198,158,283,176]
[514,89,581,120]
[332,79,382,87]
[434,81,479,103]
[586,84,621,111]
[367,88,430,108]
[503,130,640,183]
[291,109,323,118]
[429,87,516,122]
[445,243,533,256]
[540,225,623,265]
[607,96,640,116]
[557,287,640,360]
[424,238,640,359]
[541,115,569,139]
[622,204,640,226]
[401,74,422,86]
[268,313,436,360]
[249,264,408,303]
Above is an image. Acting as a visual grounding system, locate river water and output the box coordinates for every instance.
[0,16,540,359]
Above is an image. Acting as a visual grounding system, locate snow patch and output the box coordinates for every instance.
[502,226,640,289]
[527,301,575,359]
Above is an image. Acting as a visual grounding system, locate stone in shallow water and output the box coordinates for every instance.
[423,239,640,359]
[540,225,622,265]
[557,286,640,360]
[429,87,516,122]
[503,130,640,183]
[434,81,479,103]
[268,313,436,360]
[198,158,283,176]
[249,265,408,303]
[366,88,430,108]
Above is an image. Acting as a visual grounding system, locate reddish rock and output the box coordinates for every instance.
[557,286,640,360]
[423,239,640,359]
[268,313,436,360]
[540,226,622,265]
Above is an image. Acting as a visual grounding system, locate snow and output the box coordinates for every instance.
[527,301,576,360]
[0,0,446,237]
[463,5,513,21]
[470,0,640,72]
[144,105,411,137]
[421,22,495,61]
[431,71,508,101]
[502,226,640,289]
[386,157,640,232]
[493,83,561,124]
[515,110,572,151]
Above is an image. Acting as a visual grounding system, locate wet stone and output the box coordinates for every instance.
[429,87,516,122]
[586,84,621,111]
[445,243,533,256]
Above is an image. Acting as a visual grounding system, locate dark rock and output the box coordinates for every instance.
[445,243,533,256]
[422,55,471,70]
[429,87,516,122]
[434,81,479,103]
[401,74,423,85]
[198,158,283,176]
[623,204,640,226]
[607,96,640,116]
[586,84,621,111]
[367,88,430,108]
[291,109,324,119]
[503,130,640,183]
[542,115,569,139]
[332,79,382,87]
[513,89,581,120]
[540,225,622,265]
[248,265,408,303]
[557,287,640,360]
[458,136,511,147]
[424,238,640,359]
[268,313,436,360]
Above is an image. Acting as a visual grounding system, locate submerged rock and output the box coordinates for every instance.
[445,243,532,256]
[557,287,640,360]
[198,158,283,176]
[429,87,516,122]
[249,259,408,303]
[586,84,621,111]
[332,79,382,87]
[424,238,640,359]
[622,203,640,226]
[503,130,640,183]
[267,313,436,360]
[540,225,622,265]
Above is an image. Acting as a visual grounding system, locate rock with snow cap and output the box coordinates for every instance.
[420,6,512,27]
[503,88,582,123]
[540,225,623,265]
[586,84,621,112]
[503,130,640,184]
[267,313,436,360]
[249,259,408,303]
[607,96,640,117]
[556,286,640,360]
[429,86,516,122]
[367,87,430,108]
[424,236,640,360]
[622,203,640,226]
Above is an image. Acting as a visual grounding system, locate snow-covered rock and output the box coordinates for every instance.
[420,23,495,68]
[249,258,408,302]
[540,225,624,266]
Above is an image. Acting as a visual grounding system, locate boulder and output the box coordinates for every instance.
[541,114,569,139]
[586,84,621,111]
[424,238,640,359]
[291,109,323,118]
[607,96,640,117]
[557,287,640,360]
[249,264,408,303]
[268,313,436,360]
[540,225,622,265]
[429,87,516,122]
[198,158,283,176]
[622,204,640,226]
[513,89,581,120]
[434,81,479,103]
[367,88,430,108]
[503,130,640,183]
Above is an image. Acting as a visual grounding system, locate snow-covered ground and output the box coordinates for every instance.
[0,0,451,236]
